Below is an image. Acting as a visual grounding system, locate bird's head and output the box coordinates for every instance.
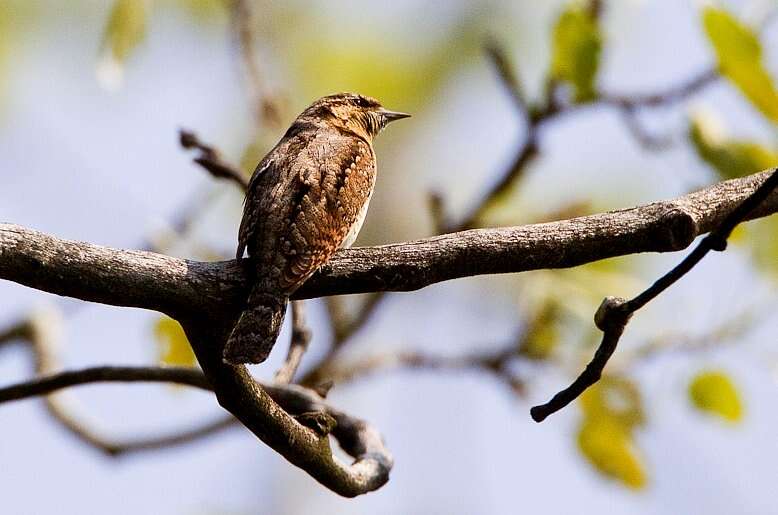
[299,93,410,141]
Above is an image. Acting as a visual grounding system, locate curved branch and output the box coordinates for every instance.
[0,366,211,403]
[0,362,391,487]
[1,170,776,317]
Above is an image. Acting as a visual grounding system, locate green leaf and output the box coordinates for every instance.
[702,7,778,122]
[577,417,647,489]
[97,0,149,89]
[689,111,778,180]
[154,316,197,367]
[550,2,602,102]
[689,370,743,422]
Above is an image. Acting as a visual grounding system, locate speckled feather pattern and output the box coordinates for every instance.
[224,93,392,364]
[240,129,375,293]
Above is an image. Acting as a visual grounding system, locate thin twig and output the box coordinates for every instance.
[179,129,249,190]
[530,168,778,422]
[600,69,719,109]
[617,104,674,151]
[319,347,525,396]
[301,293,386,387]
[484,40,527,113]
[230,0,282,128]
[0,365,211,403]
[107,414,238,455]
[274,300,312,384]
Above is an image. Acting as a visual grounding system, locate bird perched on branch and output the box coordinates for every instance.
[224,93,410,364]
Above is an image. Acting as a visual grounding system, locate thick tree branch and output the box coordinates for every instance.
[2,169,775,318]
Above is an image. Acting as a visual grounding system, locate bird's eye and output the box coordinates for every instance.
[355,97,370,108]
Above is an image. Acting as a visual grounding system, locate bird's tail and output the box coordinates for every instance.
[223,290,288,364]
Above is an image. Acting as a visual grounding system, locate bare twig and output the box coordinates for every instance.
[274,300,312,384]
[485,40,527,113]
[316,347,525,396]
[107,415,238,455]
[620,305,765,366]
[179,129,249,190]
[600,68,719,109]
[617,104,674,151]
[0,364,211,402]
[530,168,778,422]
[230,0,282,128]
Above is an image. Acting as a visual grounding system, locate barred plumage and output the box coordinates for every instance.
[224,93,409,364]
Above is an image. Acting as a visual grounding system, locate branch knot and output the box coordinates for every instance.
[655,206,698,252]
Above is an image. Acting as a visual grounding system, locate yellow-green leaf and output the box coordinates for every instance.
[551,2,602,102]
[97,0,149,89]
[154,316,197,367]
[689,113,778,180]
[102,0,148,61]
[580,375,645,429]
[577,417,647,489]
[702,7,778,122]
[689,370,743,422]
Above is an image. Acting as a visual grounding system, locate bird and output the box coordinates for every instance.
[224,93,410,365]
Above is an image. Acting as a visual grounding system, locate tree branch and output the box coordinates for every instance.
[274,300,312,384]
[4,169,775,316]
[179,129,249,190]
[530,168,778,422]
[0,365,211,403]
[0,359,390,478]
[2,169,777,494]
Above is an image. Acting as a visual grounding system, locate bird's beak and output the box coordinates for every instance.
[380,109,411,123]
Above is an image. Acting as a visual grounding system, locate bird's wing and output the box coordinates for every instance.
[237,157,274,259]
[276,132,375,291]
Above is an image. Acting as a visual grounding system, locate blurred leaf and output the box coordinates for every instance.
[0,1,37,110]
[172,0,227,23]
[577,417,647,489]
[689,370,743,422]
[519,300,560,360]
[689,112,778,180]
[97,0,149,90]
[580,375,645,429]
[702,7,778,122]
[154,316,197,367]
[550,2,602,102]
[745,215,778,278]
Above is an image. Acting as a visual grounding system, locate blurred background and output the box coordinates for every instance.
[1,0,778,513]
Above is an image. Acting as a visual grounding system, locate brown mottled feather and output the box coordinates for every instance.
[225,93,406,364]
[240,130,374,292]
